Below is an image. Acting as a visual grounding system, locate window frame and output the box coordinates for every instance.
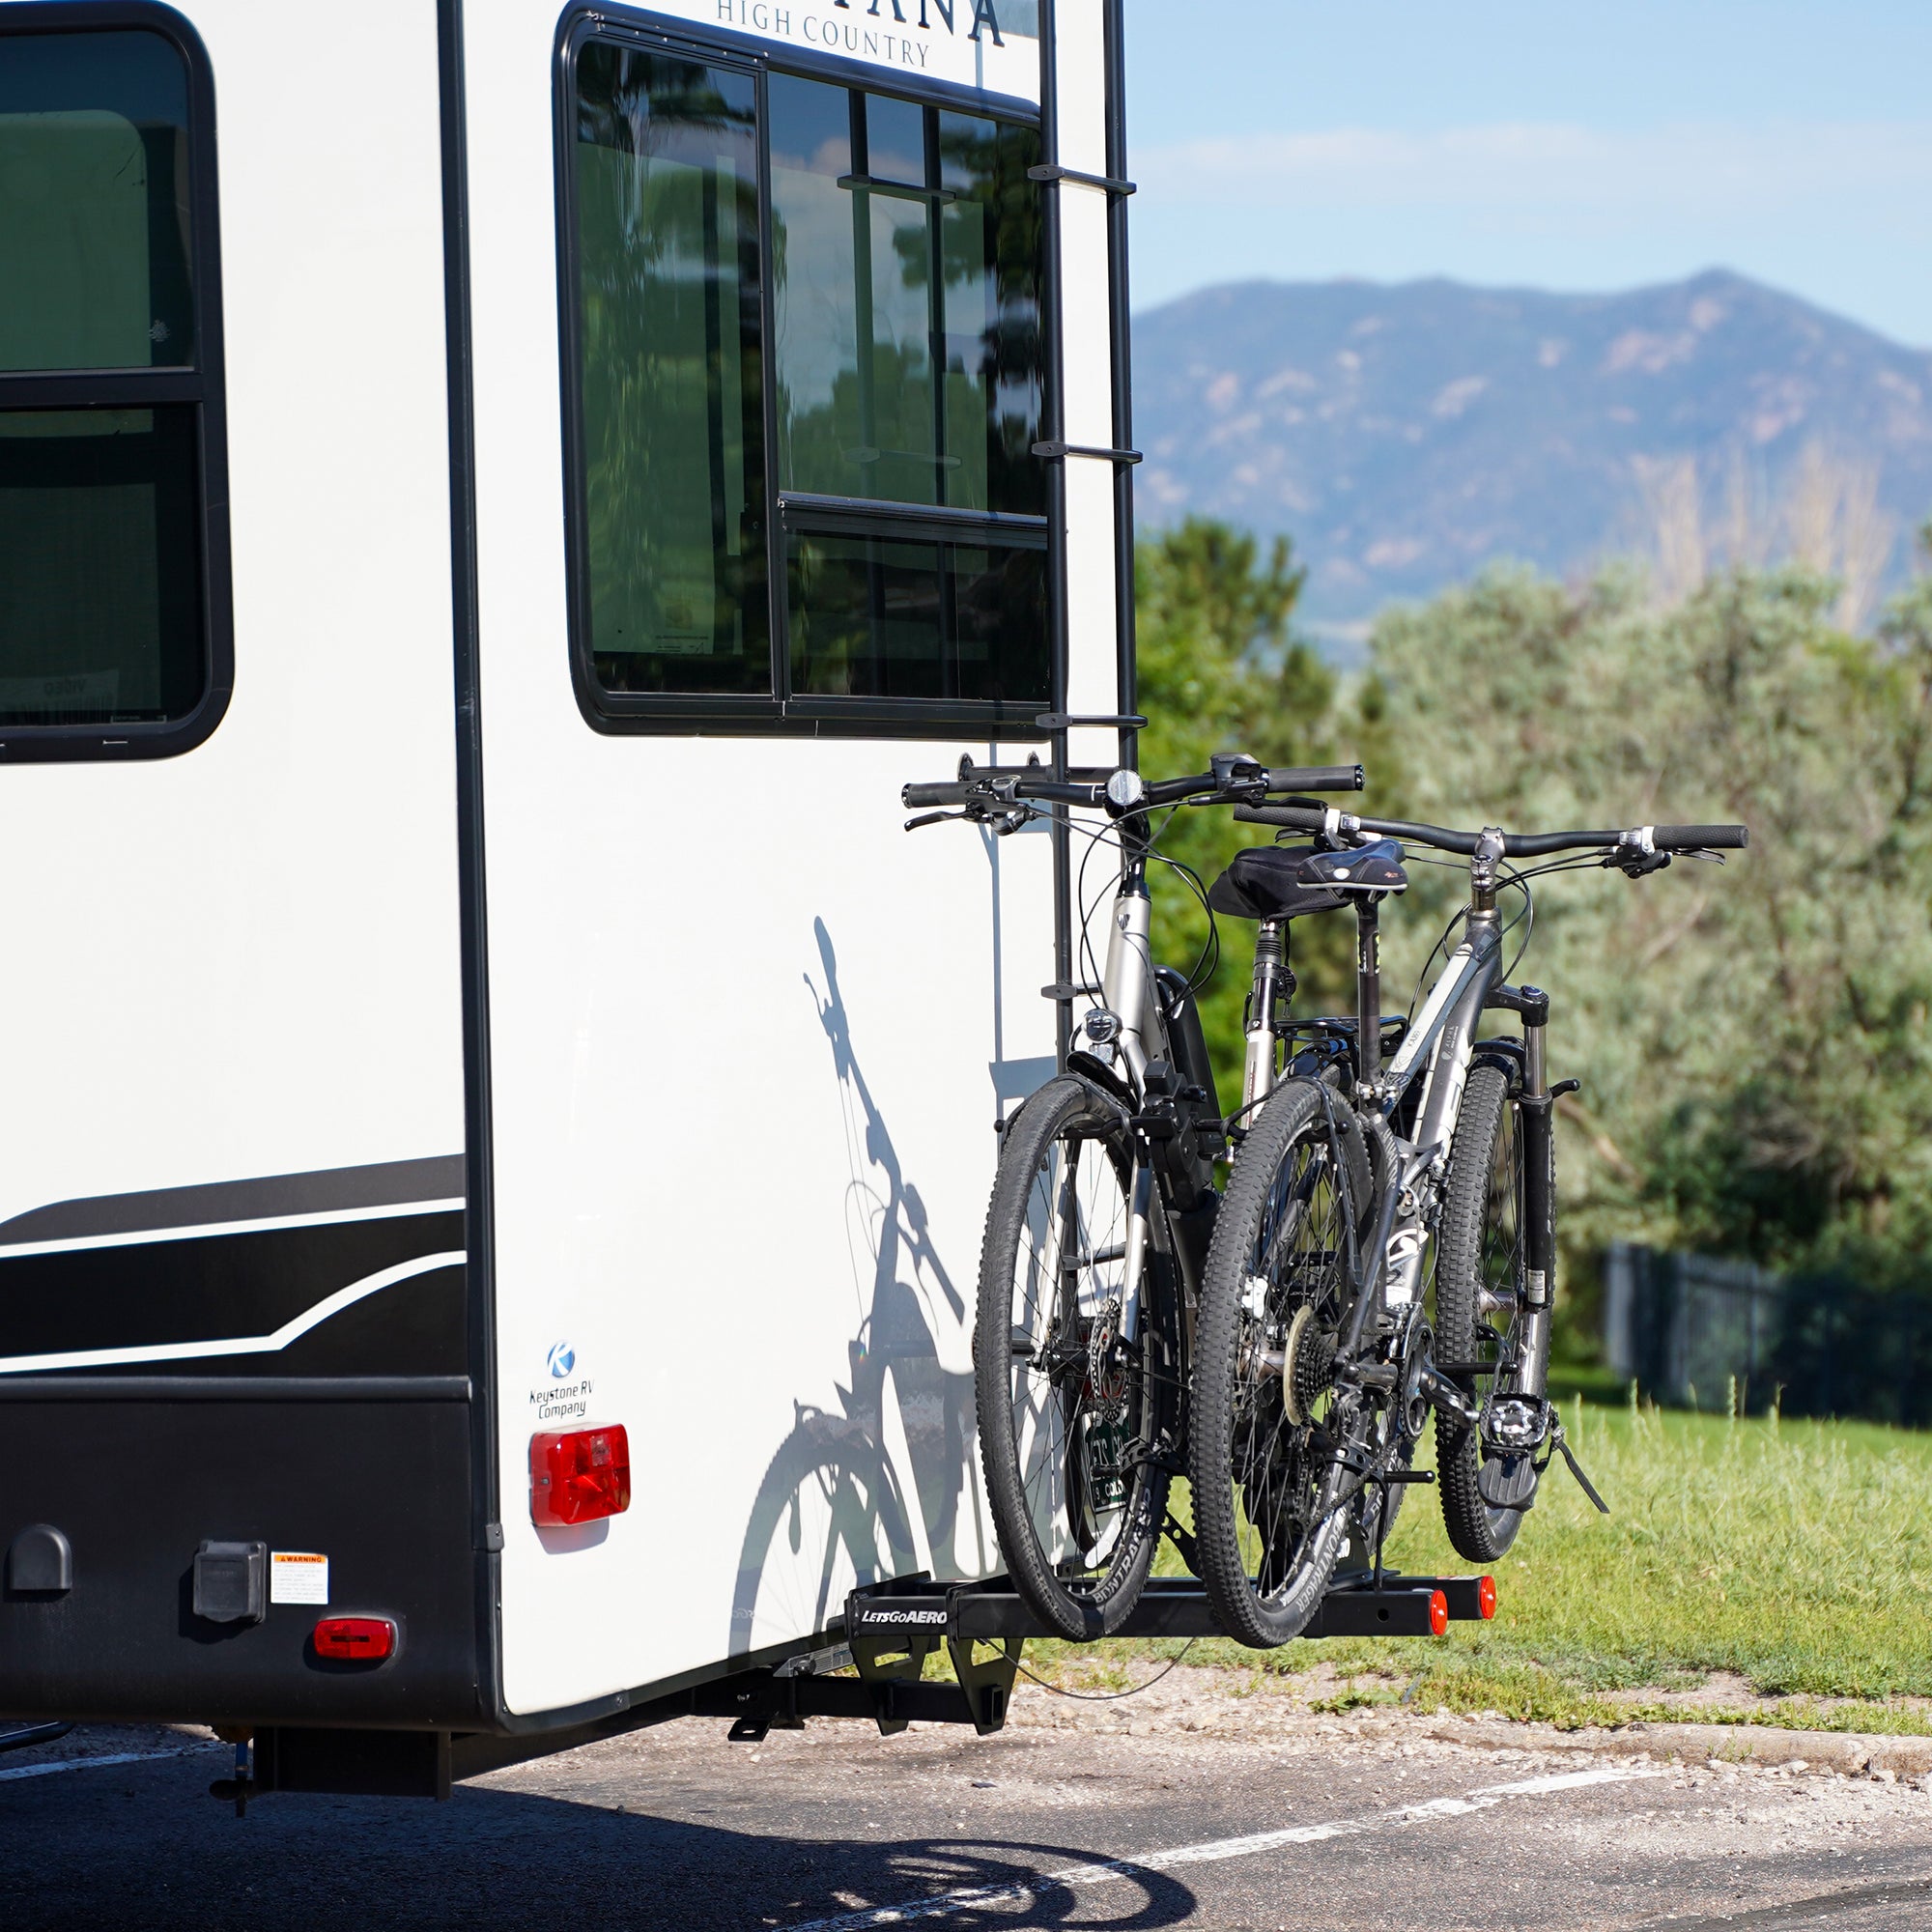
[554,5,1053,741]
[0,0,233,763]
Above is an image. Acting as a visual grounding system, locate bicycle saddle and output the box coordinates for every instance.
[1297,838,1409,895]
[1206,845,1348,922]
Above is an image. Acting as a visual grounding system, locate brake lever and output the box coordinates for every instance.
[905,804,1035,836]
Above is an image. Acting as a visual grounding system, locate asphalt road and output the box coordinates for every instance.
[3,1700,1931,1931]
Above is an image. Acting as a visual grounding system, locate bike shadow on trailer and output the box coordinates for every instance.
[0,1739,1199,1930]
[730,919,996,1657]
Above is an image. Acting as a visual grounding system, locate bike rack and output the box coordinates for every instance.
[238,1569,1497,1797]
[696,1569,1495,1745]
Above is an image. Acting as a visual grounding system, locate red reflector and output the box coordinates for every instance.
[529,1425,632,1527]
[1478,1575,1497,1620]
[1429,1589,1449,1637]
[313,1616,396,1662]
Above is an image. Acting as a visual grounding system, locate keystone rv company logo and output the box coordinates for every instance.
[531,1342,592,1423]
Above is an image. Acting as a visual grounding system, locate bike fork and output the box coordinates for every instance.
[1099,884,1157,1346]
[1239,918,1289,1119]
[1515,987,1555,1401]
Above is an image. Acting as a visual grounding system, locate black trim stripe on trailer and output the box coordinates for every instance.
[0,1153,464,1245]
[0,1210,467,1377]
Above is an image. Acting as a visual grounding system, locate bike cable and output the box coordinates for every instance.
[1010,1636,1200,1701]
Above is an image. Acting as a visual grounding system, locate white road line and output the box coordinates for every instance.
[785,1765,1665,1930]
[0,1745,224,1783]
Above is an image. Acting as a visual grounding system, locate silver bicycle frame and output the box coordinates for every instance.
[1090,881,1171,1347]
[1375,911,1504,1309]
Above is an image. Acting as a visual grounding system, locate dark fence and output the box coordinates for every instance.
[1603,1242,1932,1428]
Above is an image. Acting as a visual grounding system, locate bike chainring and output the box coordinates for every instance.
[1397,1307,1435,1443]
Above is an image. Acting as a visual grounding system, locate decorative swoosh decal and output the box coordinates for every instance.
[0,1155,466,1248]
[0,1250,467,1377]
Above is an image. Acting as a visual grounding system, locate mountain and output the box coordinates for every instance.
[1131,270,1932,647]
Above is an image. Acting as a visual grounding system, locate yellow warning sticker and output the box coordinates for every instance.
[270,1550,329,1606]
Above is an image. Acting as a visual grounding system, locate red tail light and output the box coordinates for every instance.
[529,1425,632,1526]
[1478,1575,1497,1620]
[313,1616,396,1662]
[1429,1589,1449,1636]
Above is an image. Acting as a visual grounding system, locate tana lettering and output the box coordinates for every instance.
[716,0,1005,45]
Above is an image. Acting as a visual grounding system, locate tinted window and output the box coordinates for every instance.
[575,46,769,696]
[768,75,1043,518]
[564,36,1050,727]
[788,532,1049,703]
[0,20,221,747]
[0,408,202,723]
[0,32,194,371]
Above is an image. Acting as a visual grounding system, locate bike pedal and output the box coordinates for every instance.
[1477,1452,1539,1510]
[1480,1394,1551,1456]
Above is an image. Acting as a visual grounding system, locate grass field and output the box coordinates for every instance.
[1023,1398,1932,1734]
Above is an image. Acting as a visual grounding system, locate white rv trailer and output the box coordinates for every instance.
[0,0,1143,1789]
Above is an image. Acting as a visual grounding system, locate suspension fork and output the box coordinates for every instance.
[1239,919,1290,1118]
[1098,846,1158,1347]
[1514,985,1555,1400]
[1354,896,1380,1098]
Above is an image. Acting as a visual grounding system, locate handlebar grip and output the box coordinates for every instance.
[1652,824,1749,851]
[1233,804,1326,831]
[1263,764,1365,794]
[902,781,977,809]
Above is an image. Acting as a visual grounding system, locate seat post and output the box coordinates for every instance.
[1355,896,1382,1097]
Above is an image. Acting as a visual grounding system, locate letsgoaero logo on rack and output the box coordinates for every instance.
[644,0,1037,94]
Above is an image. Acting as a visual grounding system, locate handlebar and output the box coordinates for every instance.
[904,781,989,809]
[1648,824,1750,851]
[1233,804,1749,859]
[901,761,1365,816]
[903,777,1109,810]
[1260,764,1366,795]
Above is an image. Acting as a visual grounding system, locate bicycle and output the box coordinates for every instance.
[1186,802,1748,1647]
[901,750,1368,1638]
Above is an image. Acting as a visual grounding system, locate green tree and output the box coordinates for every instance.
[1365,554,1932,1286]
[1132,520,1357,1106]
[1129,512,1932,1344]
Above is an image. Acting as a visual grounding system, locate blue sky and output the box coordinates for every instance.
[1123,0,1932,346]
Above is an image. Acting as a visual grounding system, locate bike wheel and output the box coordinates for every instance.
[975,1075,1178,1639]
[1435,1062,1534,1562]
[1191,1077,1376,1648]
